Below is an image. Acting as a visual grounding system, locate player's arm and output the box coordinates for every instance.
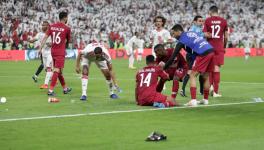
[75,52,83,74]
[163,42,184,70]
[38,34,49,54]
[203,20,212,38]
[159,69,170,80]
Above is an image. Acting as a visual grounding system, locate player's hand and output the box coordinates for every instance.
[158,61,165,68]
[75,66,81,74]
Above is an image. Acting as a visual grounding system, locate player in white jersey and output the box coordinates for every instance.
[243,36,251,60]
[30,21,53,89]
[150,16,173,57]
[125,32,142,69]
[137,38,144,62]
[75,42,120,101]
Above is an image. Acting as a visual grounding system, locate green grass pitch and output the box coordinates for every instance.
[0,57,264,150]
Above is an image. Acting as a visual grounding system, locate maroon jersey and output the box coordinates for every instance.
[136,65,169,100]
[203,16,227,52]
[156,48,188,79]
[47,22,71,56]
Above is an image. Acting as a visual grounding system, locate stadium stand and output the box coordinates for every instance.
[0,0,263,50]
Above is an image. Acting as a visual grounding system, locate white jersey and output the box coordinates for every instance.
[150,28,172,48]
[34,32,51,56]
[81,43,111,63]
[126,36,141,48]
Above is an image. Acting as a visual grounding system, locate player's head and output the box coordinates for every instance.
[171,24,184,39]
[209,6,218,16]
[146,55,155,65]
[41,21,49,32]
[154,16,166,28]
[94,47,103,58]
[193,15,203,27]
[134,32,140,37]
[154,44,166,58]
[59,11,68,23]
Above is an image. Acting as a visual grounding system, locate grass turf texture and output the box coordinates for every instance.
[0,57,264,150]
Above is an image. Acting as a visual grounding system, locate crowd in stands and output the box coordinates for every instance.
[0,0,264,50]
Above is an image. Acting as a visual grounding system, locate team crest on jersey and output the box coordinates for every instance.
[186,32,197,38]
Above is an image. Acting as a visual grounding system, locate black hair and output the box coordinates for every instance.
[59,12,68,20]
[193,15,203,21]
[94,47,103,54]
[209,6,218,13]
[42,21,49,25]
[171,24,184,32]
[154,16,166,27]
[154,44,165,52]
[146,55,155,64]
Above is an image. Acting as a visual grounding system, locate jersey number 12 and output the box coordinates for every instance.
[139,73,152,87]
[211,25,220,38]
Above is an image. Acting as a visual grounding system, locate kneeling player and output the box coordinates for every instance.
[154,44,187,100]
[135,55,180,108]
[75,43,120,101]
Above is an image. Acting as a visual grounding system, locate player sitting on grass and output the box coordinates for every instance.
[75,42,120,101]
[135,55,180,108]
[154,44,188,101]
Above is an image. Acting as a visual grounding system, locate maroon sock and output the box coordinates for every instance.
[203,89,209,100]
[209,72,213,86]
[156,79,165,92]
[164,101,175,107]
[171,80,179,99]
[50,72,59,91]
[213,72,220,93]
[58,73,66,89]
[190,87,197,99]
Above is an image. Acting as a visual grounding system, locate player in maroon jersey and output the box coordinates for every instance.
[39,11,72,96]
[154,44,188,100]
[203,6,228,97]
[135,55,179,108]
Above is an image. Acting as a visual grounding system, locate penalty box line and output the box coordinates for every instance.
[0,101,263,122]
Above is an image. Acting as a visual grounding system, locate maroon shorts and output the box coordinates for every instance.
[192,52,214,73]
[52,55,65,69]
[166,68,187,81]
[214,51,225,66]
[137,92,167,106]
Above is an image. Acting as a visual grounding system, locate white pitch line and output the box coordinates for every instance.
[0,101,262,122]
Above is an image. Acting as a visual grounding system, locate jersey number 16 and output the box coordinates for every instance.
[52,32,61,44]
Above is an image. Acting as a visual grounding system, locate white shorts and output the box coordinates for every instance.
[244,48,251,54]
[137,48,144,54]
[125,45,134,56]
[42,54,53,69]
[81,56,108,70]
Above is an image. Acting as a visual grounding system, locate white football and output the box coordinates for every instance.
[0,97,7,103]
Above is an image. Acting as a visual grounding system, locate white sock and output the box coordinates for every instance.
[106,80,114,95]
[82,77,88,96]
[44,71,53,85]
[129,54,134,68]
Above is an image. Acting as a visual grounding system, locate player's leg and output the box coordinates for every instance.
[212,52,224,97]
[41,55,53,89]
[152,93,179,108]
[199,74,204,95]
[127,47,135,69]
[137,47,143,61]
[181,70,190,97]
[80,65,89,100]
[97,61,118,99]
[48,67,59,96]
[32,54,44,82]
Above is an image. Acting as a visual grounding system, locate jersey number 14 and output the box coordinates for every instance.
[139,73,152,87]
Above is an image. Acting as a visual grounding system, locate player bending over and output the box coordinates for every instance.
[164,24,214,107]
[75,42,120,101]
[154,44,188,101]
[135,55,180,108]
